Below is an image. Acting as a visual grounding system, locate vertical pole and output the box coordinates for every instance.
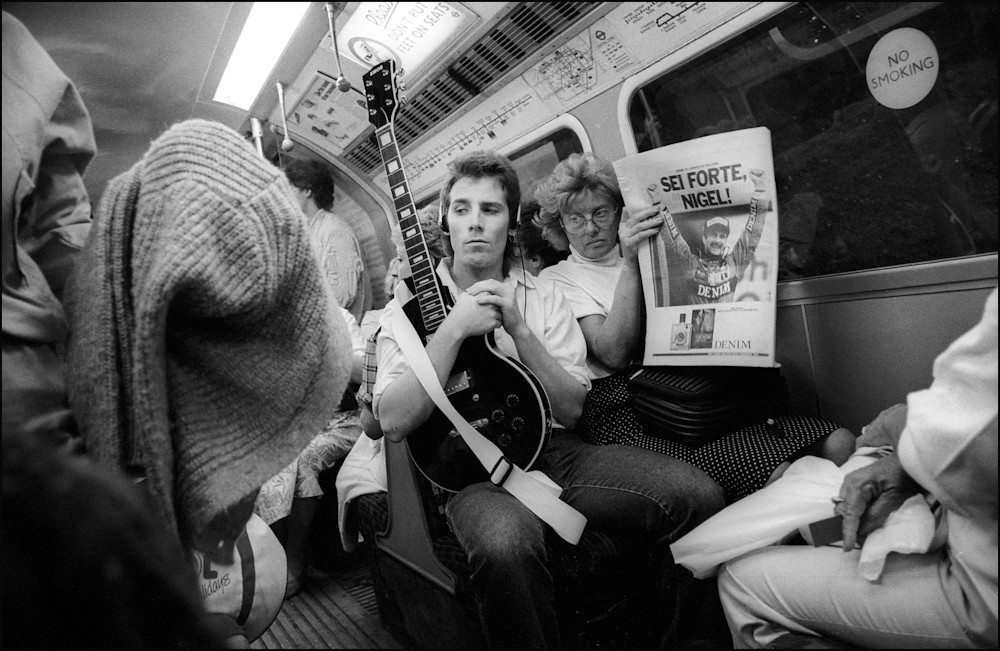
[249,117,264,158]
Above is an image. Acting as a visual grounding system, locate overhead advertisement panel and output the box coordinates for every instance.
[338,2,479,75]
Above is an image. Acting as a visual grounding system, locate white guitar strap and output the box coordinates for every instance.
[392,307,587,545]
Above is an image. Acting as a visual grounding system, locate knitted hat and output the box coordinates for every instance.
[66,119,351,553]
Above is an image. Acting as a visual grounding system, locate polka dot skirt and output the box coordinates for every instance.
[580,372,841,503]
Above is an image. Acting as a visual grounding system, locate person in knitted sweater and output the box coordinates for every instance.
[65,118,353,642]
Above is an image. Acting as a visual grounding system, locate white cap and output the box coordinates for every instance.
[704,217,730,233]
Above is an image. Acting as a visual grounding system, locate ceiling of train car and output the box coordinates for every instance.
[4,2,241,202]
[4,1,605,202]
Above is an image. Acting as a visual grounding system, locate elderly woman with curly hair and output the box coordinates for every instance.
[534,153,853,503]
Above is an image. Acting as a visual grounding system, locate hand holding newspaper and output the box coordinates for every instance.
[613,126,780,367]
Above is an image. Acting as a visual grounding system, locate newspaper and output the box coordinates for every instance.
[613,126,778,367]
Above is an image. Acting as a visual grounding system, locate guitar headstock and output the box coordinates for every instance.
[363,59,401,129]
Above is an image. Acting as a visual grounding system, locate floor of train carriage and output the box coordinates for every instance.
[251,540,404,650]
[252,537,736,650]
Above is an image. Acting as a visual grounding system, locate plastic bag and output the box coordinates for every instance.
[670,454,877,578]
[190,513,286,642]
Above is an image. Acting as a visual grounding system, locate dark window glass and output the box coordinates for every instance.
[507,127,584,205]
[629,2,997,280]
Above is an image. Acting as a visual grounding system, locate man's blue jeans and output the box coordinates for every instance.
[446,428,725,648]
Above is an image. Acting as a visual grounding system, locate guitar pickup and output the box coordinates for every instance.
[444,370,471,395]
[447,418,489,438]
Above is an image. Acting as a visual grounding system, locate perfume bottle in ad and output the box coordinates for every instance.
[671,313,691,351]
[692,308,715,349]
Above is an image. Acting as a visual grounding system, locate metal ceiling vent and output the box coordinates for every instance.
[347,1,602,174]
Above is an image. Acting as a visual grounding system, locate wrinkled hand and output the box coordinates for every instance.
[446,288,503,339]
[619,205,663,263]
[466,279,527,338]
[856,403,908,450]
[835,453,921,551]
[749,167,766,193]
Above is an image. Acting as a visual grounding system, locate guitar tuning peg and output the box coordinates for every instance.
[398,81,406,92]
[400,95,407,105]
[397,67,405,77]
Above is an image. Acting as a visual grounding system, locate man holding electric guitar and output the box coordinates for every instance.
[370,149,725,648]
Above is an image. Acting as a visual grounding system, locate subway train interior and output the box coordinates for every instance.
[3,1,997,649]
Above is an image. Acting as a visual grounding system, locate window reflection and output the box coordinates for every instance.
[629,2,997,281]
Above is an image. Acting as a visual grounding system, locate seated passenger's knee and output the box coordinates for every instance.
[822,427,856,466]
[464,520,545,570]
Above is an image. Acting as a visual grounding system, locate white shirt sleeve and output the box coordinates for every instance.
[338,304,365,359]
[898,287,998,518]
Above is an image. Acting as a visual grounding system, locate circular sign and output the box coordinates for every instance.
[865,28,938,110]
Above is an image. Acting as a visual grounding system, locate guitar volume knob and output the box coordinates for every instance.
[510,417,525,432]
[505,394,520,408]
[491,409,505,423]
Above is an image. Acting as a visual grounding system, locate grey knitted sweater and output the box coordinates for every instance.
[67,119,351,554]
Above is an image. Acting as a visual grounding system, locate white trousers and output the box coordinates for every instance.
[718,545,989,648]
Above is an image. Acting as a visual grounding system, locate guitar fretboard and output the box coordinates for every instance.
[375,124,448,335]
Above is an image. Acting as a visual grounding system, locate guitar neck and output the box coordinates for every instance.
[374,124,448,335]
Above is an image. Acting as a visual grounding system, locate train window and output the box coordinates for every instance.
[506,127,585,207]
[414,127,584,212]
[629,2,997,281]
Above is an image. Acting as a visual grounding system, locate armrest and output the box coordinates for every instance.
[376,438,457,594]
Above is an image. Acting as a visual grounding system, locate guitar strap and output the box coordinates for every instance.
[392,307,587,545]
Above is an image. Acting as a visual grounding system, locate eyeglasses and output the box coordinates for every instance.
[560,207,617,234]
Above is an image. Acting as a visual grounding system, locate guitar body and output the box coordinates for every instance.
[363,58,552,494]
[402,293,552,493]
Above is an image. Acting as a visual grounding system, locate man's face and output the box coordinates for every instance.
[703,228,728,256]
[446,176,510,274]
[384,256,402,297]
[293,185,311,213]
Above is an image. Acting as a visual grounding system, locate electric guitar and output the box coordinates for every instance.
[363,59,552,493]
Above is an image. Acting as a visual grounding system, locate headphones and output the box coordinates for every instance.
[438,196,448,233]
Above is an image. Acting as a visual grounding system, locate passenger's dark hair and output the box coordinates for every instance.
[283,158,335,211]
[518,200,569,268]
